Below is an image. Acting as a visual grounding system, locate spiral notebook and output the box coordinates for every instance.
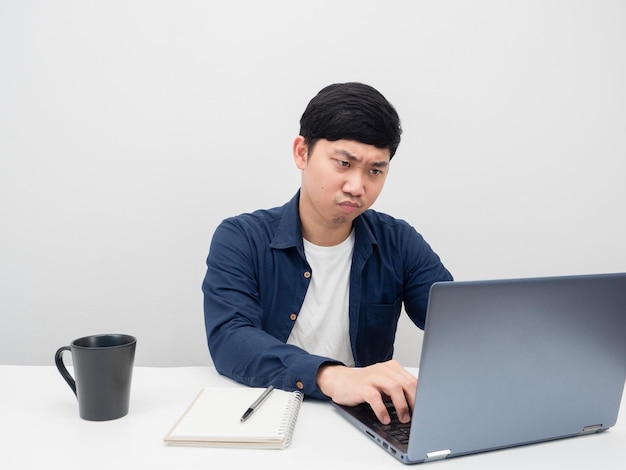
[164,387,303,449]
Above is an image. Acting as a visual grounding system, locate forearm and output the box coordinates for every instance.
[209,323,334,399]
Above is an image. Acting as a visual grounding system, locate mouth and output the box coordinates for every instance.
[338,200,362,213]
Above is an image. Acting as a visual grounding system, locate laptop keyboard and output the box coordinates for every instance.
[376,400,411,445]
[349,398,412,448]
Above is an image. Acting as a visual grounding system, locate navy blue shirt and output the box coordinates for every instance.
[202,191,453,399]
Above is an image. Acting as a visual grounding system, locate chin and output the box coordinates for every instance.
[332,216,349,224]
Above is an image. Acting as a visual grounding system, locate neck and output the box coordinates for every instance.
[300,217,353,247]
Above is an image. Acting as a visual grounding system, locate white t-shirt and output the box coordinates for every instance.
[287,230,355,367]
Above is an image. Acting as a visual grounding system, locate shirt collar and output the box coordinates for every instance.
[270,191,304,250]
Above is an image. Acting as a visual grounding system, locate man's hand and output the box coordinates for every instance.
[316,359,417,425]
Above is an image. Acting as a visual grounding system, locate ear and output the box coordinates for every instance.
[293,136,308,170]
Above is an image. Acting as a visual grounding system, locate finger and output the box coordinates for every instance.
[405,378,417,409]
[379,362,416,423]
[384,361,418,409]
[387,390,411,423]
[365,392,391,425]
[400,373,417,410]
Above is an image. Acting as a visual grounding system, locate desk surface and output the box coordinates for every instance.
[1,366,624,469]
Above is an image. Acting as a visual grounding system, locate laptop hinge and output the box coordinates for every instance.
[582,424,603,434]
[425,449,451,462]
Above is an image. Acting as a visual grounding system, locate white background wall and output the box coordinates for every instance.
[1,1,624,367]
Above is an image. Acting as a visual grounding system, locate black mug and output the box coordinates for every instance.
[55,334,137,421]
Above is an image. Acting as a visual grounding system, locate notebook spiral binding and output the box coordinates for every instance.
[280,391,304,448]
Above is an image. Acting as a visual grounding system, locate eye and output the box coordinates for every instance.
[336,159,350,168]
[370,168,384,176]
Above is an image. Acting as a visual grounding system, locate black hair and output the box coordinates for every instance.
[299,82,402,159]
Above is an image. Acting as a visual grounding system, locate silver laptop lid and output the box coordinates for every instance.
[408,273,626,463]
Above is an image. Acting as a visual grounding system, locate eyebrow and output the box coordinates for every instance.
[334,149,389,168]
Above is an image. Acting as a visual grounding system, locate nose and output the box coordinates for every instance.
[342,170,365,197]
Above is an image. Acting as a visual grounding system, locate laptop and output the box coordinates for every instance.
[334,272,626,464]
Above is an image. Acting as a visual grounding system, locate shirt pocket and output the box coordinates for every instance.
[358,297,403,364]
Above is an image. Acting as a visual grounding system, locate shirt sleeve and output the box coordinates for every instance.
[202,218,336,400]
[402,226,454,330]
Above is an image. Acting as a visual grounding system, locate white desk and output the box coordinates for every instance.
[1,366,624,469]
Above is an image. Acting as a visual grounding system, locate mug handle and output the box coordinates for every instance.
[54,346,77,396]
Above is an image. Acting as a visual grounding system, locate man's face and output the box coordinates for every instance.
[294,137,390,243]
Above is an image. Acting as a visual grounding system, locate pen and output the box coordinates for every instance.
[240,385,275,423]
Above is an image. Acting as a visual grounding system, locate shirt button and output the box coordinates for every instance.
[303,271,311,279]
[289,313,297,321]
[296,381,304,390]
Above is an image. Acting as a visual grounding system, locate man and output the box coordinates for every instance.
[202,82,452,425]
